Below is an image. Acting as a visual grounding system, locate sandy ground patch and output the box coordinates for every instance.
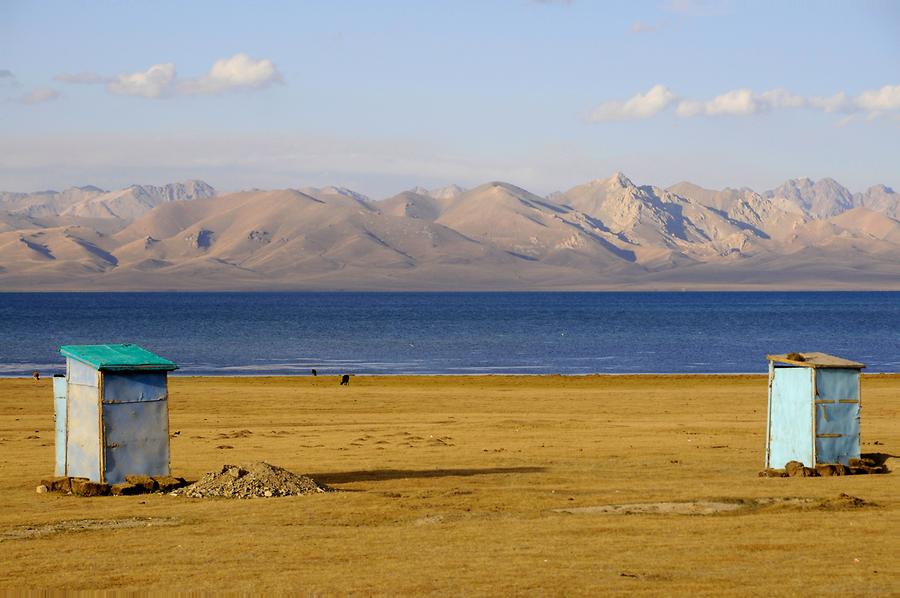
[0,517,181,541]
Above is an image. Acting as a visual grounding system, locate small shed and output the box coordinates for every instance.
[765,352,864,469]
[55,344,178,484]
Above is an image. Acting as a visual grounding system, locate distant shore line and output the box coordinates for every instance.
[5,372,900,379]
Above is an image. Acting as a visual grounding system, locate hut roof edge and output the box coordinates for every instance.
[60,343,178,371]
[766,352,865,369]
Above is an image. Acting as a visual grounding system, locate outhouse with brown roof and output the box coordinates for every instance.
[765,352,864,468]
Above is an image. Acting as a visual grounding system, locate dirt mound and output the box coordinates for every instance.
[818,493,871,510]
[175,462,330,499]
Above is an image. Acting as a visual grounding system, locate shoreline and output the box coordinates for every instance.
[5,372,900,379]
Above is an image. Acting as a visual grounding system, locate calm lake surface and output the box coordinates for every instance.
[0,292,897,376]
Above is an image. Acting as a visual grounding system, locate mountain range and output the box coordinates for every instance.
[0,174,897,290]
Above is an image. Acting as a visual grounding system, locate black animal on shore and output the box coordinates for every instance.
[311,368,317,376]
[340,374,350,386]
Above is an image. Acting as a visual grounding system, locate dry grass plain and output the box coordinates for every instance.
[0,374,897,595]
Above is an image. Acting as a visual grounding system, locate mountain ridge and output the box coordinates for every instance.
[0,174,897,290]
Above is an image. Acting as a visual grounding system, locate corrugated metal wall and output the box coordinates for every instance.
[101,371,170,484]
[814,369,861,465]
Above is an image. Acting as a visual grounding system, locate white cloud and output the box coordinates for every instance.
[676,88,805,116]
[56,54,282,99]
[589,84,676,121]
[697,88,759,115]
[856,84,900,112]
[177,54,282,95]
[592,84,900,121]
[107,63,177,98]
[19,88,61,104]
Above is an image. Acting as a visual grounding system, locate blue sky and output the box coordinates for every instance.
[1,0,898,197]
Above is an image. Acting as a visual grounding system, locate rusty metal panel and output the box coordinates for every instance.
[766,367,814,468]
[53,376,67,476]
[101,400,170,484]
[68,359,98,387]
[65,382,101,481]
[814,369,860,465]
[102,372,168,403]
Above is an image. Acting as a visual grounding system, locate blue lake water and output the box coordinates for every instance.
[0,292,897,376]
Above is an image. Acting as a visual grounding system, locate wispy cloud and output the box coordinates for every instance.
[55,54,283,99]
[107,63,176,98]
[589,84,900,122]
[630,20,662,34]
[17,88,61,105]
[664,0,730,16]
[54,71,108,85]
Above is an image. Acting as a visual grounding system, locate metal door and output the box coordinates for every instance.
[814,369,860,465]
[767,367,814,468]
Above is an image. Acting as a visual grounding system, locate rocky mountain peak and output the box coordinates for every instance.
[766,177,854,219]
[607,172,635,189]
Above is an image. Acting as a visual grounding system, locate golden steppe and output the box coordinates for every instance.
[1,375,898,595]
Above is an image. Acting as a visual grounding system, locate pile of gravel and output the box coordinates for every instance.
[175,462,330,499]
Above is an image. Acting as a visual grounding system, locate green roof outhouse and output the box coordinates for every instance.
[55,344,177,484]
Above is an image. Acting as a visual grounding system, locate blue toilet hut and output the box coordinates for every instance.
[765,352,864,469]
[55,344,178,484]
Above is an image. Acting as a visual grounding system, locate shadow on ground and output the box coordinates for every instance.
[861,453,895,466]
[312,466,546,484]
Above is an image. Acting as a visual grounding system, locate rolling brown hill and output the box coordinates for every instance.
[0,174,897,290]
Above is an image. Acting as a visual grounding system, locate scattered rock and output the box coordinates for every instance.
[70,478,110,497]
[174,462,330,499]
[40,477,72,493]
[152,475,187,493]
[785,461,818,477]
[849,454,890,474]
[35,485,49,494]
[815,464,849,477]
[125,475,159,493]
[111,483,143,496]
[762,455,892,478]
